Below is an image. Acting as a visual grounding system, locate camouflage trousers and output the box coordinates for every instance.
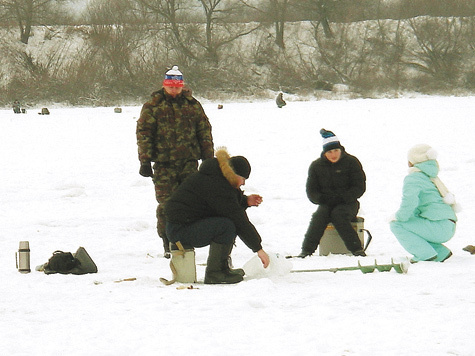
[152,159,198,252]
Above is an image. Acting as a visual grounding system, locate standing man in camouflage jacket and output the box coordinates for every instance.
[136,66,214,258]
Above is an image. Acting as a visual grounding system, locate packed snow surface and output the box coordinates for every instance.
[1,96,474,355]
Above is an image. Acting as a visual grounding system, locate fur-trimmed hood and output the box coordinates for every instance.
[198,147,241,188]
[198,147,250,188]
[216,147,241,188]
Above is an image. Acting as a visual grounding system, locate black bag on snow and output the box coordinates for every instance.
[43,247,97,275]
[45,251,79,274]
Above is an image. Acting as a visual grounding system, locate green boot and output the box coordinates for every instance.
[204,242,243,284]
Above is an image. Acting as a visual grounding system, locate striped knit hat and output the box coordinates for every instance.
[163,65,184,87]
[320,129,342,153]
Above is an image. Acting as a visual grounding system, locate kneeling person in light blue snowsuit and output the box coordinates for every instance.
[390,144,458,262]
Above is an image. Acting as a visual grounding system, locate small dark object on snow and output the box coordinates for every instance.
[40,247,98,275]
[39,108,50,115]
[114,107,122,113]
[276,92,286,108]
[114,277,137,283]
[44,251,78,274]
[463,245,475,254]
[217,104,223,109]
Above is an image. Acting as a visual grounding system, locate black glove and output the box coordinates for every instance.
[139,162,153,177]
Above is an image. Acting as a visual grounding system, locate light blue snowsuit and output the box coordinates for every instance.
[390,160,457,262]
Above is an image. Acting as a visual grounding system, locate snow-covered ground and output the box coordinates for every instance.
[1,96,474,356]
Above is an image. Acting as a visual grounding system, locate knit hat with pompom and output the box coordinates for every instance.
[163,65,184,87]
[407,144,438,165]
[320,128,342,153]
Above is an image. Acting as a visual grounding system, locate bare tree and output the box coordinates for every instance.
[269,0,289,48]
[134,0,197,60]
[196,0,261,64]
[405,17,466,86]
[240,0,291,49]
[0,0,67,44]
[84,0,143,85]
[304,21,382,89]
[297,0,334,38]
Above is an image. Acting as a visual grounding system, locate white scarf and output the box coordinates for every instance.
[409,166,460,213]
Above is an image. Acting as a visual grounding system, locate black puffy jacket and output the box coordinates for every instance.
[306,148,366,207]
[165,151,263,252]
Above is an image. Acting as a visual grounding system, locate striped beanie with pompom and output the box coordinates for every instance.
[163,65,184,87]
[320,128,342,153]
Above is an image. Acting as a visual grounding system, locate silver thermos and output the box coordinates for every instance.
[16,241,31,273]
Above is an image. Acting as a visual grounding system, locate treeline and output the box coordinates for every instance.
[0,0,474,106]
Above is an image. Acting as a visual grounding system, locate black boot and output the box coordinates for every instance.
[224,244,245,277]
[204,242,243,284]
[162,236,171,259]
[297,250,313,258]
[352,249,366,257]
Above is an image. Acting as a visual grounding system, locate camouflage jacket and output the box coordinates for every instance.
[136,88,214,164]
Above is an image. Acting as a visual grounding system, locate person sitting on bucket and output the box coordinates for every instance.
[165,147,270,284]
[295,129,367,258]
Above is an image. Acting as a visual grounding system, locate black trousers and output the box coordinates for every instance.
[302,202,362,253]
[166,217,236,248]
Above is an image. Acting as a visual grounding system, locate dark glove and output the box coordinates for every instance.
[139,162,153,177]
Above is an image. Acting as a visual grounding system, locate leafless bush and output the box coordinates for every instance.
[2,8,475,106]
[404,17,467,89]
[298,22,374,90]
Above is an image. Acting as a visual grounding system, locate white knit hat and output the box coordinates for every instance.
[407,144,438,164]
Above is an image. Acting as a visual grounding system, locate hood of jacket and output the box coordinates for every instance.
[413,160,439,178]
[199,147,240,188]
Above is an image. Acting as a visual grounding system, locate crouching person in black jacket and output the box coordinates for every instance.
[165,147,270,284]
[297,129,367,258]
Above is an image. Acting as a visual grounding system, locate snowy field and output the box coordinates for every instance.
[1,96,475,356]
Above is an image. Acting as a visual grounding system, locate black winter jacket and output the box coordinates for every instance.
[306,148,366,207]
[164,157,263,252]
